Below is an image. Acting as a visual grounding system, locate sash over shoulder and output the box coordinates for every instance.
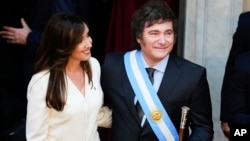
[124,50,178,141]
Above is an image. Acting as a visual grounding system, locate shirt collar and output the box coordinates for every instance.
[140,52,169,73]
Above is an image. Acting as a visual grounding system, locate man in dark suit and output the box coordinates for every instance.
[101,0,213,140]
[226,51,250,141]
[220,11,250,140]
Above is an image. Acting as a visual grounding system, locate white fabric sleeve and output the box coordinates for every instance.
[97,106,112,128]
[26,72,50,141]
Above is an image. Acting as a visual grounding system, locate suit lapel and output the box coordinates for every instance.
[158,55,182,103]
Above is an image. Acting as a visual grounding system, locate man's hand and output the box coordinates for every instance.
[221,122,230,140]
[0,18,31,45]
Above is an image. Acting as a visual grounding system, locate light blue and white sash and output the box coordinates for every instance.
[124,50,178,141]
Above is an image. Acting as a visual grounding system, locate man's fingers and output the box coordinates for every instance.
[2,26,16,32]
[0,30,13,36]
[0,30,8,35]
[21,18,29,29]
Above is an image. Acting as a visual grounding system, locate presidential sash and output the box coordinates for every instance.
[124,50,178,141]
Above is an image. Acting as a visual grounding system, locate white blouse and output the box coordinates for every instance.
[26,57,111,141]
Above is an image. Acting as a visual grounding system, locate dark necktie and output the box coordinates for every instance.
[136,67,155,123]
[146,67,155,84]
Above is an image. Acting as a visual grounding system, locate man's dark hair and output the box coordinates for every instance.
[131,0,178,49]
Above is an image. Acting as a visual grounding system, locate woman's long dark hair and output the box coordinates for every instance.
[34,12,92,111]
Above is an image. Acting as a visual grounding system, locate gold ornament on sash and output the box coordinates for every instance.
[151,110,162,121]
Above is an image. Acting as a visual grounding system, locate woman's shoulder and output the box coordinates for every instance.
[32,70,50,79]
[89,57,101,74]
[28,70,50,87]
[89,57,100,66]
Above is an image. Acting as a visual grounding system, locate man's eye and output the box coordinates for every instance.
[150,32,158,36]
[166,30,173,35]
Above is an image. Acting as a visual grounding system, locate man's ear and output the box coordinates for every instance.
[136,38,141,44]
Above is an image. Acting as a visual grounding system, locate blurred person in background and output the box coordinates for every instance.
[220,11,250,140]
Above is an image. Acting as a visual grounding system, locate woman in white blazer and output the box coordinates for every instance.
[26,12,111,141]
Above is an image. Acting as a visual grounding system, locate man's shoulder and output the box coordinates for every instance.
[238,11,250,27]
[104,52,126,64]
[170,54,206,70]
[239,11,250,19]
[105,52,125,58]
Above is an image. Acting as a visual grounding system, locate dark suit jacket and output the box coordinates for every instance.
[101,52,213,141]
[220,12,250,122]
[227,51,250,140]
[227,51,250,124]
